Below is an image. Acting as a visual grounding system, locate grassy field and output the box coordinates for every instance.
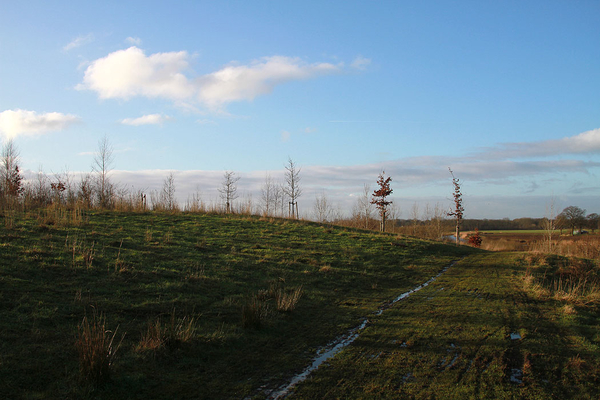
[1,211,598,399]
[288,253,600,399]
[478,230,600,259]
[0,211,470,399]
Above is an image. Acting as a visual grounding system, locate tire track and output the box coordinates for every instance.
[262,260,459,400]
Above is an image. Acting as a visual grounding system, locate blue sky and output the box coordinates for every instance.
[1,1,599,218]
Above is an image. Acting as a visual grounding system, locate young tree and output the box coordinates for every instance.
[93,135,114,209]
[283,158,301,219]
[543,199,557,253]
[371,171,393,232]
[219,171,240,213]
[161,172,177,211]
[260,173,277,217]
[447,168,464,246]
[1,140,24,204]
[410,202,420,236]
[78,174,94,209]
[313,192,331,223]
[352,183,373,229]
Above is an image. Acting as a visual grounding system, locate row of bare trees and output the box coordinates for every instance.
[1,136,468,241]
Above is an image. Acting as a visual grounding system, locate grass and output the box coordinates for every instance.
[287,253,600,399]
[0,211,470,399]
[3,211,598,398]
[75,310,124,386]
[479,231,600,259]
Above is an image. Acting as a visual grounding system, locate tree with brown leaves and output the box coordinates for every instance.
[371,171,393,232]
[447,168,464,246]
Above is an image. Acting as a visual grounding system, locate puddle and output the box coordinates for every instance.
[267,261,456,399]
[510,333,522,340]
[401,372,414,383]
[375,263,454,316]
[439,343,460,370]
[510,368,523,384]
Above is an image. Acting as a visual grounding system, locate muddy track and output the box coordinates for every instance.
[252,259,460,400]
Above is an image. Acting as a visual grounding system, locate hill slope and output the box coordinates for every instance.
[0,211,469,399]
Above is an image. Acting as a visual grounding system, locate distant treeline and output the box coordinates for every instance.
[393,218,546,231]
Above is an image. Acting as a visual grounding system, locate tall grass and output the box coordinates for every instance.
[137,311,196,351]
[75,311,123,385]
[482,234,600,260]
[275,285,304,312]
[522,255,600,306]
[242,295,269,329]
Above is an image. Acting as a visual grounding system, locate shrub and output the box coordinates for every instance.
[467,228,482,247]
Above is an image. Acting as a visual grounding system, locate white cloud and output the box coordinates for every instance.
[351,56,371,70]
[281,130,291,142]
[121,114,171,126]
[125,36,142,45]
[0,109,79,139]
[478,128,600,159]
[64,34,94,51]
[77,46,194,100]
[196,56,341,109]
[77,48,344,110]
[304,127,317,133]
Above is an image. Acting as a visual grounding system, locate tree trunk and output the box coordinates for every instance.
[455,224,460,246]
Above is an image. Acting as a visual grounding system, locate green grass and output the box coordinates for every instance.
[288,253,600,399]
[0,211,471,399]
[3,212,598,399]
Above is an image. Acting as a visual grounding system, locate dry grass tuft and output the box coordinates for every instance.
[522,262,600,306]
[319,265,333,273]
[562,304,577,315]
[137,311,196,351]
[566,354,586,371]
[275,285,303,312]
[241,295,269,329]
[75,311,124,385]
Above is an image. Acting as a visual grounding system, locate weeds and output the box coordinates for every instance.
[242,295,269,329]
[137,310,196,351]
[75,311,124,385]
[275,285,303,312]
[522,256,600,306]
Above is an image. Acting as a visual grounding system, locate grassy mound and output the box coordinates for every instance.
[0,211,470,399]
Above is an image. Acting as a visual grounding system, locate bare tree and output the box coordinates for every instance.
[219,171,240,213]
[410,202,420,236]
[31,167,51,207]
[78,174,94,209]
[353,183,373,229]
[260,173,277,217]
[447,168,464,245]
[1,140,24,205]
[283,158,301,219]
[93,136,114,209]
[161,172,177,211]
[558,206,586,235]
[587,213,600,233]
[371,171,393,232]
[543,198,557,253]
[428,203,446,240]
[313,192,331,223]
